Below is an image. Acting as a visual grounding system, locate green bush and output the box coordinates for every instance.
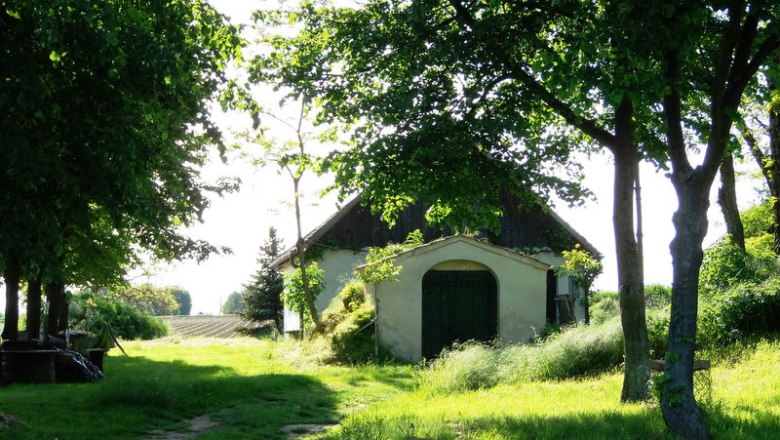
[322,280,380,363]
[589,290,619,324]
[70,292,168,340]
[698,279,780,347]
[590,285,671,326]
[645,284,672,310]
[330,304,377,364]
[699,239,778,294]
[646,311,669,359]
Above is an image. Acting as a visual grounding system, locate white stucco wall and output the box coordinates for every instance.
[282,248,368,333]
[371,237,550,362]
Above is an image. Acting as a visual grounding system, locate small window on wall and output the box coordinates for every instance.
[569,276,580,299]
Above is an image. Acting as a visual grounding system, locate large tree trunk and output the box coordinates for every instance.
[58,288,69,333]
[769,87,780,254]
[2,251,22,340]
[26,274,43,340]
[612,102,649,401]
[717,153,745,250]
[661,180,710,440]
[45,282,65,337]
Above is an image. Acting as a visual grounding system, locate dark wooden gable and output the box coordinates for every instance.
[313,191,594,255]
[316,200,447,248]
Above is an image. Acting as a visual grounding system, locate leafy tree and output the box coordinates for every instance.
[252,0,648,404]
[242,97,333,335]
[110,284,179,317]
[69,291,168,341]
[0,0,241,340]
[357,230,425,284]
[221,291,245,315]
[737,61,780,253]
[242,228,284,327]
[559,245,603,324]
[170,288,192,316]
[742,199,775,238]
[254,2,779,437]
[282,262,326,328]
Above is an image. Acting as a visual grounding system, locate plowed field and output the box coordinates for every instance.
[161,315,266,338]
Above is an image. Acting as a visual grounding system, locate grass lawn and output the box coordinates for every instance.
[1,338,778,439]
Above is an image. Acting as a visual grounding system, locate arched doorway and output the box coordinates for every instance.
[421,270,498,359]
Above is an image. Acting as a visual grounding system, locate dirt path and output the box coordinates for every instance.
[143,415,335,440]
[144,415,219,440]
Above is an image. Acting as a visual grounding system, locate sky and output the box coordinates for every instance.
[1,1,766,316]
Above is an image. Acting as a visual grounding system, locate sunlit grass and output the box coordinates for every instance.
[316,339,780,440]
[1,337,777,439]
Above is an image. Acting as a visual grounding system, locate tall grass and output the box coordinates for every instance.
[421,316,671,394]
[319,339,780,440]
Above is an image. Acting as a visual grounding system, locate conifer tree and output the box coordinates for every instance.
[242,228,284,328]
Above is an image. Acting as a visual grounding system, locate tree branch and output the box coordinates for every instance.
[463,73,513,121]
[505,66,618,149]
[662,48,693,177]
[741,124,773,190]
[712,1,746,97]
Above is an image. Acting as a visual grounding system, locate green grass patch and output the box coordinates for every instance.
[0,337,413,440]
[319,339,780,440]
[1,337,778,439]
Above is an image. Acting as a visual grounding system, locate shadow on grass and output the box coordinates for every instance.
[704,402,780,439]
[1,355,342,440]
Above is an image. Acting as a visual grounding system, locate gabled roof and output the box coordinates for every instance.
[270,194,364,268]
[355,235,552,272]
[271,193,600,268]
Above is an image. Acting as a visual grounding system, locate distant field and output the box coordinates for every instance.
[161,315,267,338]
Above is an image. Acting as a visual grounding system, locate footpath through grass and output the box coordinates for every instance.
[1,337,778,439]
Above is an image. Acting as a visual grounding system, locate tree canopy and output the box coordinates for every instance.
[110,284,180,317]
[253,1,779,438]
[221,291,245,315]
[1,0,241,339]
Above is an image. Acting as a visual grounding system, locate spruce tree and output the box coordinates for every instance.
[242,228,284,328]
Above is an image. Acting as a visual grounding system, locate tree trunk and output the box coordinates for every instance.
[612,135,649,402]
[45,282,65,337]
[2,251,22,340]
[26,274,43,340]
[769,87,780,254]
[292,176,322,334]
[58,288,69,333]
[717,153,745,250]
[661,180,710,440]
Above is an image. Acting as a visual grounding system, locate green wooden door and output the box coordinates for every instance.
[421,270,498,359]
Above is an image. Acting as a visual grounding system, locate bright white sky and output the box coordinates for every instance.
[1,1,765,316]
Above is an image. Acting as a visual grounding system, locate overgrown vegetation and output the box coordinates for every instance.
[282,261,326,327]
[317,338,780,440]
[69,291,168,340]
[356,230,424,284]
[420,316,669,395]
[694,201,780,348]
[321,280,380,364]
